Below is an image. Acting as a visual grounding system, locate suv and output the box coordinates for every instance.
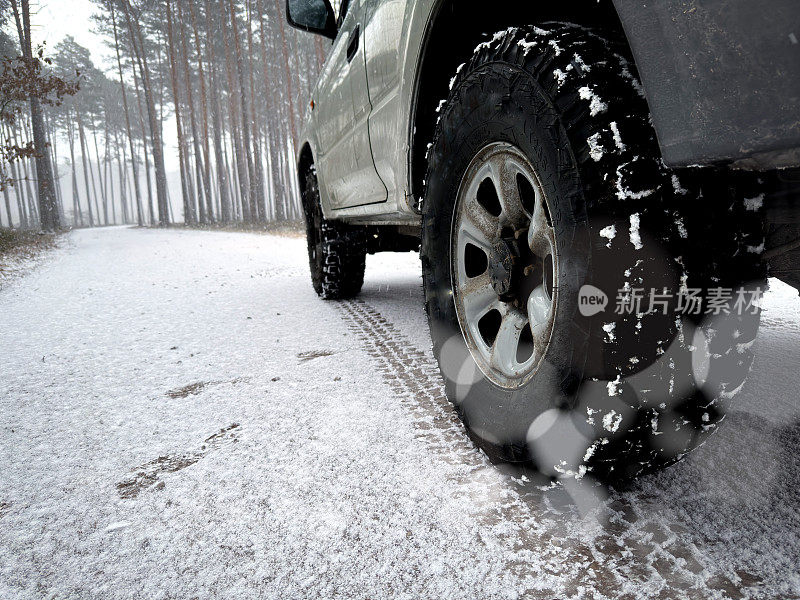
[287,0,800,480]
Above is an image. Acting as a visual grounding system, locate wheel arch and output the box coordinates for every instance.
[297,142,316,213]
[408,0,632,204]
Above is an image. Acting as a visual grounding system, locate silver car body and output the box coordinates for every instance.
[298,0,800,224]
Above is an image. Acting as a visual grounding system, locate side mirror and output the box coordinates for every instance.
[286,0,338,40]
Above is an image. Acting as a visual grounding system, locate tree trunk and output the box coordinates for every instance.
[164,0,195,225]
[130,59,155,225]
[221,126,238,220]
[117,129,130,224]
[12,157,27,228]
[228,0,259,221]
[245,0,267,222]
[106,125,116,224]
[5,122,27,228]
[220,0,251,222]
[16,121,38,225]
[2,176,12,227]
[256,0,278,221]
[66,119,82,227]
[122,0,169,225]
[177,1,210,224]
[11,0,60,231]
[45,111,65,225]
[274,0,298,148]
[5,123,26,228]
[188,1,215,223]
[92,128,109,225]
[203,0,232,222]
[110,2,143,226]
[76,113,95,227]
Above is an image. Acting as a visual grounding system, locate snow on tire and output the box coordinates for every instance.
[421,24,765,481]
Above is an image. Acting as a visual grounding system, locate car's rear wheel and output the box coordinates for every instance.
[421,24,765,480]
[302,169,367,300]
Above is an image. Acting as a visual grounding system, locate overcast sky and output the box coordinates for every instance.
[33,0,110,68]
[28,0,183,171]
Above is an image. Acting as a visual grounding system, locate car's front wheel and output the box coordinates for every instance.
[421,24,765,480]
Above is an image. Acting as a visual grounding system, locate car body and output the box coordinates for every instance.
[293,0,800,227]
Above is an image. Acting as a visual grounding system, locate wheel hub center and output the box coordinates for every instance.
[489,238,518,300]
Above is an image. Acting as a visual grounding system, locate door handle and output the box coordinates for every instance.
[347,25,360,63]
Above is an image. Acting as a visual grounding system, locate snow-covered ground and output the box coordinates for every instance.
[1,227,798,599]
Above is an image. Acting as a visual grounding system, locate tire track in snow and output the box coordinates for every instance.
[336,298,764,599]
[336,299,479,462]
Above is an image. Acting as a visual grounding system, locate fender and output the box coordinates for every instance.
[612,0,800,169]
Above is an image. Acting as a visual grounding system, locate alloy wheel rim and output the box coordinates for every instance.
[451,142,559,389]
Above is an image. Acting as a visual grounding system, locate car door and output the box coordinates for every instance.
[313,2,363,209]
[361,0,407,205]
[315,0,387,210]
[343,0,389,209]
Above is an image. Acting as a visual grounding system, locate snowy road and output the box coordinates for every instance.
[1,227,799,600]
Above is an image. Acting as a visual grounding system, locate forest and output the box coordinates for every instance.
[0,0,329,231]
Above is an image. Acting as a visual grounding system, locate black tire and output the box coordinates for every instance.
[302,169,367,300]
[421,24,765,481]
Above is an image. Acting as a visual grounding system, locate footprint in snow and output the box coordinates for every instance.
[115,423,240,499]
[165,377,250,399]
[297,350,337,362]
